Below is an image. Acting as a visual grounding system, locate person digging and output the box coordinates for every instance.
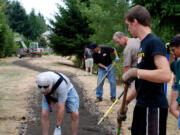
[36,71,79,135]
[90,42,120,103]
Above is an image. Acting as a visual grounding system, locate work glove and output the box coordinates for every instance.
[105,67,109,72]
[117,104,128,123]
[122,68,138,83]
[115,56,120,63]
[53,126,61,135]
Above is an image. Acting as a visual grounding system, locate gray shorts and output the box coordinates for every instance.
[85,58,93,68]
[42,87,79,113]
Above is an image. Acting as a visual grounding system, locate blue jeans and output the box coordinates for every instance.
[96,64,116,98]
[42,87,79,113]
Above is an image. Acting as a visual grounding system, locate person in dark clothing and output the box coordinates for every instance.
[90,42,119,103]
[117,5,171,135]
[169,34,180,129]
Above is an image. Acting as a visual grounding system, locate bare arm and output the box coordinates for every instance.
[138,55,171,83]
[169,53,175,65]
[113,48,119,57]
[126,87,136,103]
[123,66,130,73]
[56,103,65,126]
[98,63,106,69]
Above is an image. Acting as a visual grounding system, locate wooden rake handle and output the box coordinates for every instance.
[117,84,129,135]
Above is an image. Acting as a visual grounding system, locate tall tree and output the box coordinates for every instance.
[0,0,16,58]
[49,0,94,58]
[132,0,180,42]
[79,0,129,45]
[5,1,47,40]
[27,9,47,40]
[37,36,48,48]
[5,0,29,35]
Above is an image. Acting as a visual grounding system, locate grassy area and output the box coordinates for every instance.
[0,69,24,83]
[0,57,38,135]
[0,61,12,66]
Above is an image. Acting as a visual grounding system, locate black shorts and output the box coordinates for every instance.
[131,106,168,135]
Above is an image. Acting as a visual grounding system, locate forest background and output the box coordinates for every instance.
[0,0,179,77]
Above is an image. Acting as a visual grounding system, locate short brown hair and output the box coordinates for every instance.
[170,34,180,47]
[125,5,151,27]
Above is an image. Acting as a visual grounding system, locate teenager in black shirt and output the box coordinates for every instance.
[117,5,171,135]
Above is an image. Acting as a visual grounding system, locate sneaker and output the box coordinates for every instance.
[89,72,92,76]
[111,97,116,102]
[95,97,102,103]
[85,72,88,76]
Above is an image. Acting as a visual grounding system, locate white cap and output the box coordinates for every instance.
[36,75,53,93]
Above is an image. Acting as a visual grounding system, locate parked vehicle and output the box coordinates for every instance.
[15,38,44,58]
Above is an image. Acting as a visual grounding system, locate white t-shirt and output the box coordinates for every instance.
[36,71,73,103]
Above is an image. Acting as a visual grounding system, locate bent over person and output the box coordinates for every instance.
[36,71,79,135]
[120,5,171,135]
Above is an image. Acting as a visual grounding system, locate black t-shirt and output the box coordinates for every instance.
[93,46,114,66]
[135,33,168,108]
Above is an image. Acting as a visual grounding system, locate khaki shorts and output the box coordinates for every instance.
[85,58,93,68]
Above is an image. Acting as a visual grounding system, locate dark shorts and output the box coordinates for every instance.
[131,106,168,135]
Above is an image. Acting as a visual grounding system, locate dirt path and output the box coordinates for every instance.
[0,55,179,135]
[13,59,113,135]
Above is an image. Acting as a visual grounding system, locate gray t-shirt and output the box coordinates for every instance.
[36,71,73,103]
[123,38,140,67]
[84,49,93,59]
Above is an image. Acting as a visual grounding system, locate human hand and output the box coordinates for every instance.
[115,57,120,63]
[122,68,138,82]
[53,126,61,135]
[105,67,109,72]
[117,105,128,123]
[169,53,175,65]
[50,101,57,110]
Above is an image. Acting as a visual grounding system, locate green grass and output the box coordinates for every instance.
[0,71,24,83]
[0,61,12,66]
[42,52,50,55]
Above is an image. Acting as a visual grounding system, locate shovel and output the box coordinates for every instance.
[97,86,127,125]
[93,64,114,91]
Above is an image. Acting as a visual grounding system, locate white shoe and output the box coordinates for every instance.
[85,72,88,76]
[89,72,92,75]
